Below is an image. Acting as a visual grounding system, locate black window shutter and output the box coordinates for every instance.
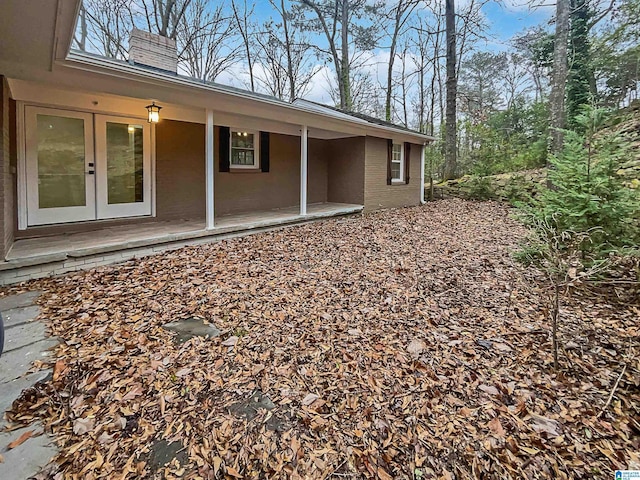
[260,131,270,172]
[219,126,230,172]
[386,139,393,185]
[404,142,411,184]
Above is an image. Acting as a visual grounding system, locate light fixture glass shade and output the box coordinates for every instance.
[146,102,162,123]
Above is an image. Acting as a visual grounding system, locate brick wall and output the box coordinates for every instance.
[215,130,328,216]
[327,136,365,205]
[0,76,15,259]
[155,120,206,220]
[364,136,421,211]
[129,28,178,73]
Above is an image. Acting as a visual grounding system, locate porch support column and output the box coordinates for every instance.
[206,109,215,229]
[420,142,426,204]
[300,125,308,216]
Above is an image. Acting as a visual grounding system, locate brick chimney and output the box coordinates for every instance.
[129,28,177,73]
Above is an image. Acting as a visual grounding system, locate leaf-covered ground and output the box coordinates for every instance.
[3,199,639,479]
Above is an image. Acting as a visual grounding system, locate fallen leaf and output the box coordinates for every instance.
[226,466,243,478]
[407,339,427,357]
[73,418,95,435]
[530,414,561,437]
[7,430,34,449]
[488,417,505,437]
[302,393,320,406]
[221,336,238,347]
[478,384,500,396]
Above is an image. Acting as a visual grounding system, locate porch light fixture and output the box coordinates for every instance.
[146,102,162,123]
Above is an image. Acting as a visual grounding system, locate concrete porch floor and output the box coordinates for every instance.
[0,202,362,284]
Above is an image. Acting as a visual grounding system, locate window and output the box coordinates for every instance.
[230,130,258,168]
[391,143,404,182]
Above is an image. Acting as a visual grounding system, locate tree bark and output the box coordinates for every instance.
[340,0,352,110]
[549,0,570,154]
[443,0,457,180]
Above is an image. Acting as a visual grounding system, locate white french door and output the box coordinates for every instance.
[94,115,151,219]
[24,107,152,226]
[25,107,96,226]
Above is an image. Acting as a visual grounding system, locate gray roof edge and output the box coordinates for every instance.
[63,50,434,142]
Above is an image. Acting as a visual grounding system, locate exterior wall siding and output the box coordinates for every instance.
[327,136,365,205]
[215,129,328,216]
[364,136,421,211]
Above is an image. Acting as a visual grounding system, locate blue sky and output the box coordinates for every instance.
[480,1,552,49]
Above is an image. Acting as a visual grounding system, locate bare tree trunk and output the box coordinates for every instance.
[443,0,457,180]
[281,0,296,101]
[232,0,256,92]
[549,0,570,154]
[340,0,352,110]
[551,283,559,371]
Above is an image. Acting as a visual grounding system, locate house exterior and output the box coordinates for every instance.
[0,0,433,284]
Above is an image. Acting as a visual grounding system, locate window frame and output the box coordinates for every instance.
[390,142,404,183]
[229,129,260,169]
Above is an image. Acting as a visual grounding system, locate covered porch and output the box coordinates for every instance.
[0,202,362,284]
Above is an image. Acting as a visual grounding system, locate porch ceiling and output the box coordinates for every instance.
[7,78,360,140]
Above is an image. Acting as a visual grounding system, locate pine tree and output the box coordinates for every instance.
[530,107,640,261]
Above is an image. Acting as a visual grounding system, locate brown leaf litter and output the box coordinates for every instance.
[1,199,638,479]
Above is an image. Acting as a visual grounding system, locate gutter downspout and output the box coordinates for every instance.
[420,142,427,204]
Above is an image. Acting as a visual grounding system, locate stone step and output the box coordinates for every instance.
[3,305,40,329]
[2,322,47,354]
[0,291,41,312]
[0,338,57,383]
[0,369,51,428]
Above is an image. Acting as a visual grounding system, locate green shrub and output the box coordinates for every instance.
[466,175,495,200]
[519,107,640,264]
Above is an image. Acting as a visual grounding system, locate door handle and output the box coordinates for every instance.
[87,170,95,175]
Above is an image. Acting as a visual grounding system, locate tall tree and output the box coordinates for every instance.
[548,0,570,153]
[178,0,240,82]
[232,0,257,92]
[443,0,457,180]
[141,0,192,39]
[299,0,379,111]
[255,0,318,101]
[384,0,419,122]
[566,0,595,129]
[459,51,508,119]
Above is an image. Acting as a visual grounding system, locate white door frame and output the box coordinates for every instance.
[19,105,156,229]
[94,114,152,219]
[24,106,96,226]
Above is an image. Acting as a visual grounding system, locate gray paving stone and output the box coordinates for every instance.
[0,370,51,428]
[3,323,47,354]
[0,292,42,312]
[163,318,221,344]
[0,424,57,479]
[148,439,188,471]
[3,306,40,328]
[0,339,57,383]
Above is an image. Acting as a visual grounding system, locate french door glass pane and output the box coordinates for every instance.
[106,122,144,204]
[36,115,86,208]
